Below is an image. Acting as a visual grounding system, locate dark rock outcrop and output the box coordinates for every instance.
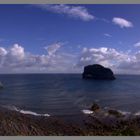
[82,64,116,80]
[108,109,124,118]
[91,103,100,112]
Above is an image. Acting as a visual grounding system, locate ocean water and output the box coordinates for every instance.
[0,74,140,120]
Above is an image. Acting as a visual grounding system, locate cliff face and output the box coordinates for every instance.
[82,64,116,80]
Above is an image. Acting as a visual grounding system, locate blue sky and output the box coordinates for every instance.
[0,4,140,74]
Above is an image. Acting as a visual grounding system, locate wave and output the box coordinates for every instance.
[104,106,131,115]
[82,109,93,115]
[82,108,131,116]
[134,112,140,116]
[2,105,50,117]
[118,110,131,115]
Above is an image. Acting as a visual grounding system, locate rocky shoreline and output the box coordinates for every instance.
[0,107,85,136]
[1,104,140,136]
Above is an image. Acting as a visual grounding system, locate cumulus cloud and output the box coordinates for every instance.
[0,47,7,56]
[112,17,133,28]
[134,41,140,47]
[0,43,77,73]
[76,47,140,74]
[77,47,127,68]
[9,44,25,60]
[2,43,140,74]
[36,4,94,21]
[0,47,7,67]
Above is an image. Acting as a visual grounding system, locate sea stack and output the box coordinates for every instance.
[82,64,116,80]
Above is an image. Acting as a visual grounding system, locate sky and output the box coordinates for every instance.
[0,4,140,74]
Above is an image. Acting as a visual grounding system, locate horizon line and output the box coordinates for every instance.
[0,73,140,75]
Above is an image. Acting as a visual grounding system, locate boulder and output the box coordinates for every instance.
[108,109,124,118]
[91,103,100,112]
[82,64,116,80]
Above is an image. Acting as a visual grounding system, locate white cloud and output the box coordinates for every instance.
[104,33,112,37]
[76,47,140,74]
[77,47,126,68]
[2,43,140,74]
[0,43,77,73]
[44,42,63,56]
[112,17,133,28]
[0,47,7,56]
[1,44,26,68]
[0,47,7,67]
[134,41,140,47]
[9,44,25,60]
[36,4,94,21]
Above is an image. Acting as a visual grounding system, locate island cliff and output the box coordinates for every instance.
[82,64,116,80]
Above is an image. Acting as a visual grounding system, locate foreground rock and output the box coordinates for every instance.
[84,114,140,136]
[84,103,140,135]
[82,64,116,80]
[0,108,85,136]
[91,103,100,112]
[0,106,140,135]
[108,109,124,118]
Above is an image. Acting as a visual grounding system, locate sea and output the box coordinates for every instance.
[0,74,140,121]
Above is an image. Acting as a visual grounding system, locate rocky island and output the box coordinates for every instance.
[82,64,116,80]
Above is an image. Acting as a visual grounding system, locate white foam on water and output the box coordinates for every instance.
[118,110,131,115]
[103,107,131,116]
[134,112,140,116]
[82,109,93,114]
[2,105,50,117]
